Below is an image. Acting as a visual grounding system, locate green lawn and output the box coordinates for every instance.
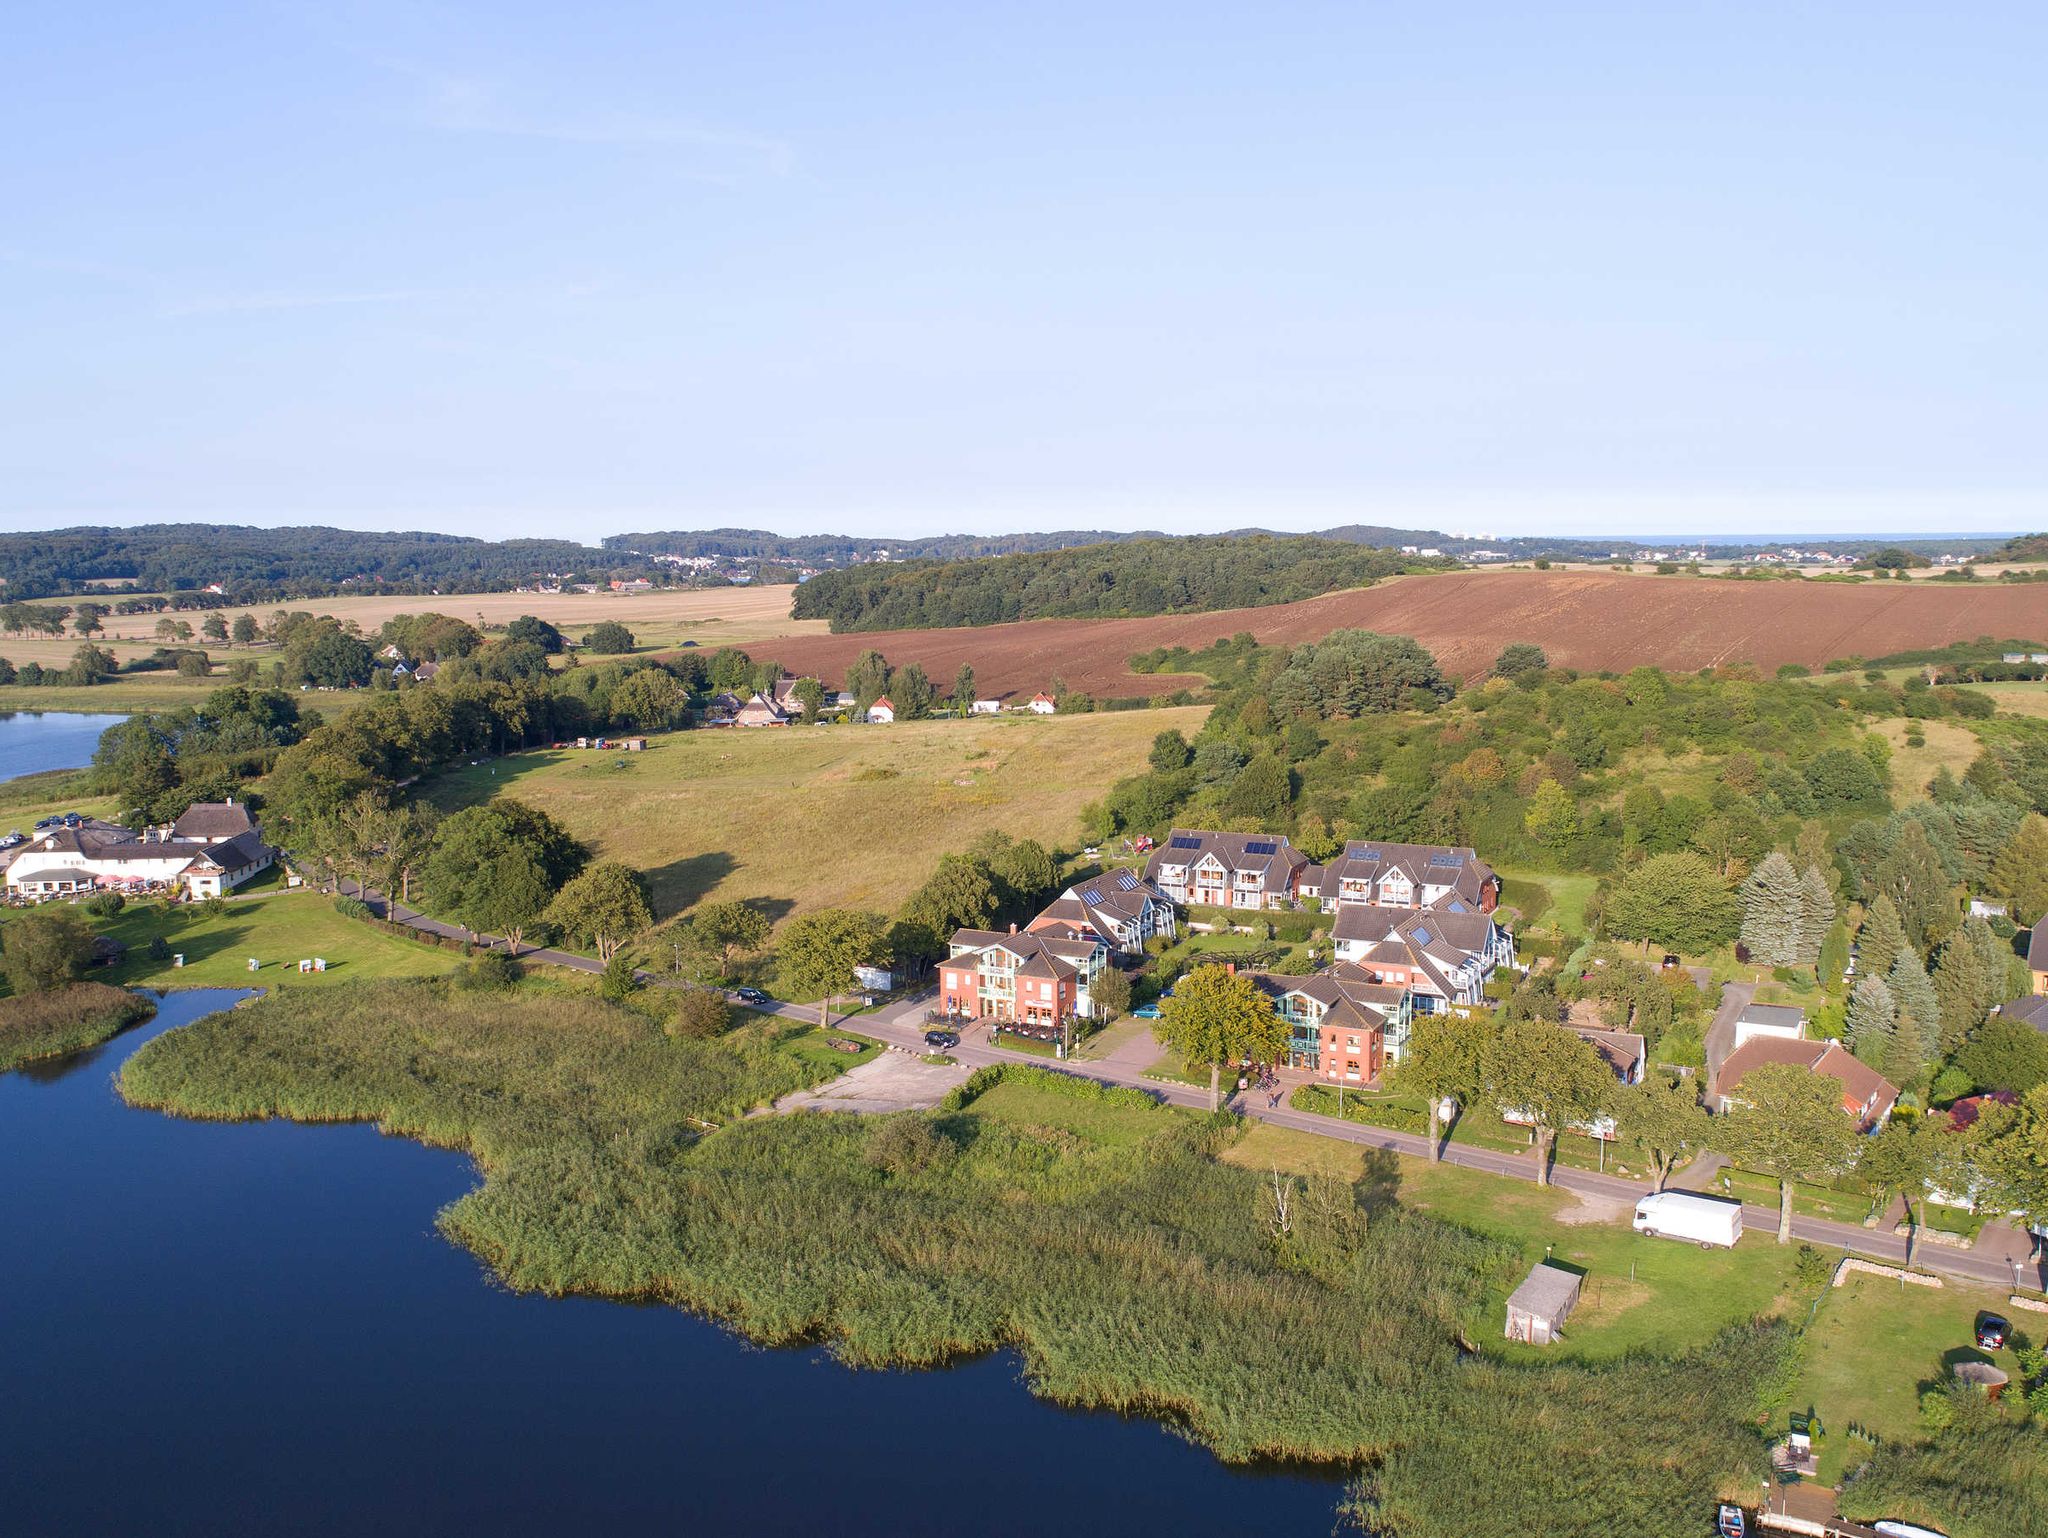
[1224,1122,1805,1362]
[766,1023,885,1075]
[1497,867,1598,937]
[1714,1165,1874,1226]
[970,1075,1175,1149]
[1791,1271,2021,1481]
[92,890,465,991]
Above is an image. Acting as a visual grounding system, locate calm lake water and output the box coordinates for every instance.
[1,990,1345,1536]
[0,710,127,781]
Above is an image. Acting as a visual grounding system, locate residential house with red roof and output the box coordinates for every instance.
[1142,830,1311,910]
[939,925,1110,1028]
[1026,870,1177,958]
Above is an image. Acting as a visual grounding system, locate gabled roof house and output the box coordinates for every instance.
[1027,870,1177,957]
[1331,904,1514,1011]
[939,926,1110,1028]
[1315,841,1500,913]
[1143,830,1310,910]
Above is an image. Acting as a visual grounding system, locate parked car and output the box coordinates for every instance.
[1132,1003,1162,1020]
[1976,1312,2011,1350]
[1082,846,1100,858]
[923,1029,959,1049]
[732,987,769,1006]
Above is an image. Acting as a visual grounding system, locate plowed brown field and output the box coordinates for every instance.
[743,570,2048,699]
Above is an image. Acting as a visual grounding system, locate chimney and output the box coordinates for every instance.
[1009,922,1018,934]
[1224,962,1235,975]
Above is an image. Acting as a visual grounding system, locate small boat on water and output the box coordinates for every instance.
[1715,1504,1748,1538]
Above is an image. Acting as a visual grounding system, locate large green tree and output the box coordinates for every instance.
[1603,852,1739,956]
[1611,1072,1710,1191]
[778,909,888,1027]
[1388,1009,1497,1161]
[1932,916,2006,1055]
[544,862,654,962]
[1716,1061,1860,1243]
[1844,976,1897,1066]
[1884,948,1940,1085]
[1484,1018,1615,1186]
[1858,893,1909,981]
[1,908,96,994]
[1153,963,1286,1111]
[1989,813,2048,921]
[1855,1116,1937,1267]
[1876,820,1957,950]
[678,900,773,979]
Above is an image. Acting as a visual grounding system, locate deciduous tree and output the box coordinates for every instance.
[1603,852,1739,956]
[1611,1072,1709,1191]
[545,862,654,962]
[1717,1061,1860,1243]
[1484,1018,1615,1186]
[778,909,888,1027]
[1,908,96,993]
[1154,963,1286,1111]
[1389,1008,1496,1161]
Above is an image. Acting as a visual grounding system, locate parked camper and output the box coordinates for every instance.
[1632,1191,1743,1249]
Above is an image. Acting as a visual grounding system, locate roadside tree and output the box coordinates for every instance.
[1090,965,1132,1022]
[1716,1061,1860,1243]
[1388,1008,1496,1161]
[1153,962,1286,1112]
[681,900,773,979]
[778,909,888,1027]
[545,862,654,962]
[1611,1072,1710,1191]
[1484,1018,1614,1186]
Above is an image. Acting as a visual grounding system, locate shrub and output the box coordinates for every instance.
[333,895,372,921]
[459,951,523,992]
[80,892,126,918]
[598,952,637,1003]
[668,987,733,1040]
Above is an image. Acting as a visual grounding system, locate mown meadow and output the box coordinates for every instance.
[120,985,1788,1537]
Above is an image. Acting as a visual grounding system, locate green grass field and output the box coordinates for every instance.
[425,707,1210,924]
[1791,1271,2021,1480]
[92,888,465,991]
[1224,1122,1804,1361]
[1497,867,1598,937]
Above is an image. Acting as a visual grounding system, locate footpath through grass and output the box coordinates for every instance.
[117,984,1788,1538]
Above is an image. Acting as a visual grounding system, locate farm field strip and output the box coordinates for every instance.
[742,569,2048,699]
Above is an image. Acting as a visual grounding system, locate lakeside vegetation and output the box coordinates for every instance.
[0,981,154,1070]
[117,993,1784,1536]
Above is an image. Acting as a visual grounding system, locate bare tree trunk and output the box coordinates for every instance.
[1208,1061,1221,1113]
[1903,1198,1917,1268]
[1777,1178,1794,1244]
[818,993,831,1029]
[1535,1127,1555,1186]
[1426,1101,1443,1163]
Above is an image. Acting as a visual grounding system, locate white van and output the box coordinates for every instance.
[1632,1190,1743,1248]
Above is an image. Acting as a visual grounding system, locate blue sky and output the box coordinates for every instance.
[3,3,2043,540]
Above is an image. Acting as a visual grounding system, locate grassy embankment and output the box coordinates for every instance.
[118,985,1788,1538]
[0,981,155,1070]
[425,707,1212,927]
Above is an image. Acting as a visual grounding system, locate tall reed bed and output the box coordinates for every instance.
[122,983,1787,1535]
[0,982,153,1071]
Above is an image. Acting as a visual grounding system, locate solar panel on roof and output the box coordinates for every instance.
[1428,854,1466,868]
[1115,871,1138,890]
[1412,926,1433,945]
[1083,888,1104,904]
[1169,835,1202,850]
[1244,840,1277,856]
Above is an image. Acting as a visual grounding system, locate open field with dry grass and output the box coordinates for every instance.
[4,584,817,667]
[424,706,1208,924]
[745,569,2048,698]
[1874,718,1982,800]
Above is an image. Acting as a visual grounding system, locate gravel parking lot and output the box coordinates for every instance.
[773,1051,976,1115]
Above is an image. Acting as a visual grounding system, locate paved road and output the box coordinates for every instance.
[320,874,2047,1294]
[844,990,2048,1295]
[1702,978,1757,1099]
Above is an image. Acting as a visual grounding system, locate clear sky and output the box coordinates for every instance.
[4,3,2043,541]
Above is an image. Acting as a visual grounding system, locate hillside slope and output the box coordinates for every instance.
[739,570,2048,698]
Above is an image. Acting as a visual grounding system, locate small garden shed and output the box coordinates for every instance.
[1504,1262,1582,1345]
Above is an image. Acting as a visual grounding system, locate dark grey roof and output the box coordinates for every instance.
[1998,994,2048,1032]
[1738,1004,1806,1030]
[171,801,257,840]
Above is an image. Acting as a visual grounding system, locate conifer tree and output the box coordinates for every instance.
[1858,893,1908,981]
[1796,864,1836,965]
[1932,915,2005,1055]
[1876,820,1957,950]
[1990,812,2048,923]
[1844,976,1896,1065]
[1738,851,1804,966]
[1884,947,1939,1085]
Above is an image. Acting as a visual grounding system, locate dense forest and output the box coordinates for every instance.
[0,524,646,601]
[790,536,1443,631]
[604,526,1167,562]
